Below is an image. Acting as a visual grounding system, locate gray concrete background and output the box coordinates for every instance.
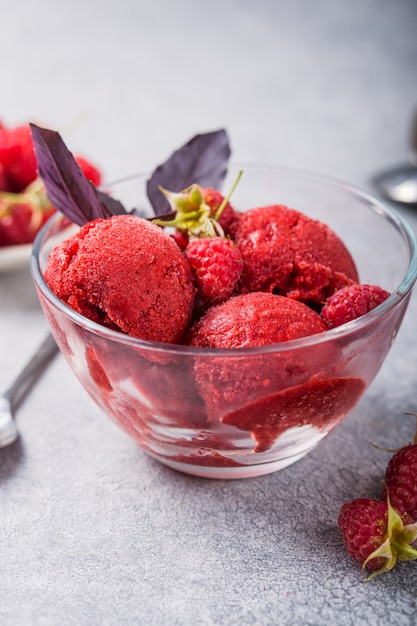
[1,1,417,624]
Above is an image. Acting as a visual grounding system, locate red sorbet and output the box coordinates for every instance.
[188,292,328,348]
[187,293,340,429]
[45,215,195,343]
[234,205,359,303]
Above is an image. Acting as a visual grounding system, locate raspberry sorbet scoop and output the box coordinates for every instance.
[44,215,195,343]
[234,205,359,303]
[188,292,328,348]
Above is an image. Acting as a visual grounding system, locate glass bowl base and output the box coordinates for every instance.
[145,448,311,479]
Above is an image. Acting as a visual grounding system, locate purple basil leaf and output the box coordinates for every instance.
[96,189,128,216]
[30,123,128,226]
[146,129,231,216]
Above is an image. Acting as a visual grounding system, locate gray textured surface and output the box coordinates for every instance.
[1,1,417,624]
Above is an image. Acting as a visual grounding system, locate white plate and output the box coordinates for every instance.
[0,243,33,272]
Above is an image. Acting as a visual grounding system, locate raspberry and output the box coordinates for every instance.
[202,187,239,236]
[170,230,189,250]
[155,178,240,239]
[169,187,238,248]
[0,121,103,246]
[0,194,55,246]
[382,416,417,521]
[185,237,243,305]
[0,121,102,194]
[0,123,12,191]
[0,123,38,192]
[338,497,417,579]
[0,163,9,192]
[383,446,417,521]
[321,283,390,328]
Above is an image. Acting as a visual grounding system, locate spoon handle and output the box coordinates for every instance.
[0,332,58,447]
[5,332,58,410]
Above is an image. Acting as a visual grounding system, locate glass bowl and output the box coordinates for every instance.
[31,164,417,479]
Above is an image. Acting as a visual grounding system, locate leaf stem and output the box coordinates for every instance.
[214,170,243,222]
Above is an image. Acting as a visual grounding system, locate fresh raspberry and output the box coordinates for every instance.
[321,283,390,328]
[0,155,101,246]
[0,121,102,193]
[202,187,239,236]
[382,417,417,521]
[0,197,55,246]
[0,124,38,192]
[170,186,238,248]
[383,446,417,521]
[0,123,12,191]
[155,178,240,239]
[0,163,9,192]
[338,497,417,579]
[170,230,189,250]
[185,237,243,305]
[0,121,103,246]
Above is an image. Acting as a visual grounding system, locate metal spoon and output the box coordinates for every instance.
[373,110,417,205]
[0,332,58,447]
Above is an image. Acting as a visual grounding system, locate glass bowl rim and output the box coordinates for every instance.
[31,162,417,358]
